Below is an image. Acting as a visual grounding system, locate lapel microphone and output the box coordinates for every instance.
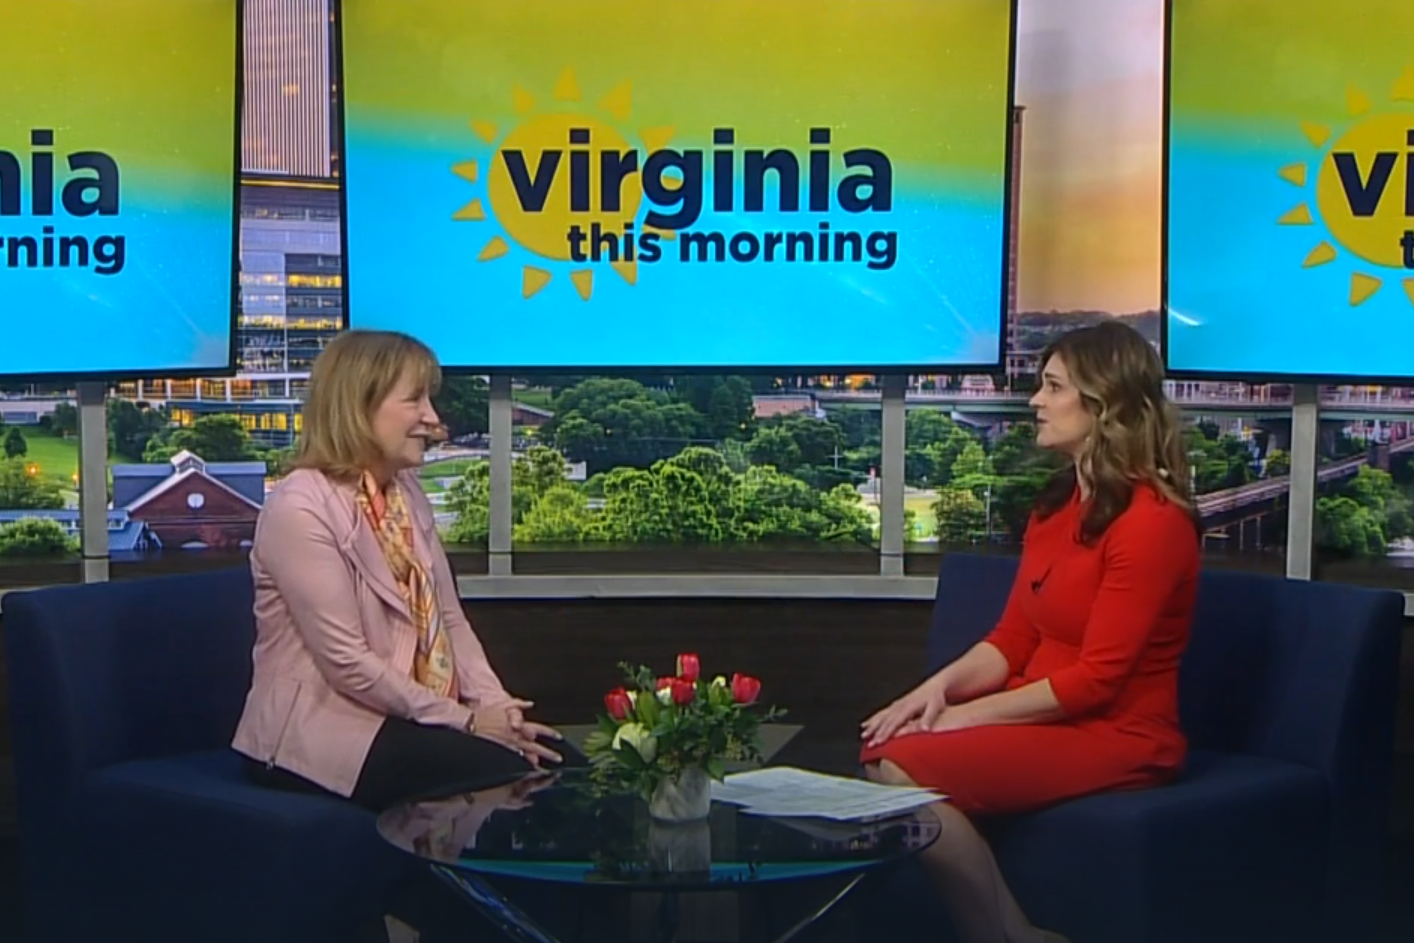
[1031,566,1052,594]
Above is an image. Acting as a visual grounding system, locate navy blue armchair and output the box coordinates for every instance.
[866,552,1403,943]
[1,568,416,943]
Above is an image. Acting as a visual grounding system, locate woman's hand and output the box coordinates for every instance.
[471,698,565,767]
[929,700,981,733]
[861,678,948,748]
[477,770,561,812]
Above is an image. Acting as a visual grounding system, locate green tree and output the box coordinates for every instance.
[144,414,258,462]
[905,409,957,449]
[108,400,170,461]
[262,447,296,478]
[444,463,491,545]
[1315,494,1386,557]
[826,406,879,451]
[902,409,974,487]
[0,460,65,510]
[0,517,76,557]
[45,402,79,437]
[987,422,1056,540]
[924,428,975,488]
[434,376,490,437]
[547,378,707,473]
[726,467,871,543]
[746,425,801,471]
[444,446,574,545]
[595,467,680,543]
[1264,448,1291,477]
[746,416,845,484]
[776,415,844,468]
[1184,426,1254,493]
[673,375,756,441]
[3,427,27,459]
[1344,466,1413,544]
[658,447,737,521]
[932,487,988,545]
[949,441,994,489]
[514,486,596,543]
[515,445,571,498]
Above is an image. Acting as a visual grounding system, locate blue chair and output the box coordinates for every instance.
[864,552,1403,943]
[1,568,418,943]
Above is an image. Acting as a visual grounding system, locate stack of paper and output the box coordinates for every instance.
[709,766,945,821]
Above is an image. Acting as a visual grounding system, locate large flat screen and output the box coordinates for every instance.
[1165,0,1414,381]
[0,0,240,381]
[340,0,1016,372]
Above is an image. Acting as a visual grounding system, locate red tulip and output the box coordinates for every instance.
[670,677,696,706]
[656,677,674,691]
[676,653,701,683]
[731,673,761,705]
[605,688,633,720]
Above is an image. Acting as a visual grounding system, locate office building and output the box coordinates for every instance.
[241,0,336,179]
[114,181,343,448]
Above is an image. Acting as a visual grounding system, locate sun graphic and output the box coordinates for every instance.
[1280,66,1414,308]
[450,67,677,301]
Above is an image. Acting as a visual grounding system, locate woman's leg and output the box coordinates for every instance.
[865,760,1065,943]
[351,716,536,812]
[242,756,341,798]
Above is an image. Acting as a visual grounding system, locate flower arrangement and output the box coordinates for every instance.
[584,654,784,819]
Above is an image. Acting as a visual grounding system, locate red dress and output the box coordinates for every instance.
[861,483,1199,817]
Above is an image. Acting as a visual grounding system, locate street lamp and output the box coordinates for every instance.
[984,482,993,543]
[1187,450,1204,495]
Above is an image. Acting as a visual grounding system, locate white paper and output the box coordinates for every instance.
[710,766,945,821]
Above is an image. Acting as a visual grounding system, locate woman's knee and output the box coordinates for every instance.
[864,758,918,786]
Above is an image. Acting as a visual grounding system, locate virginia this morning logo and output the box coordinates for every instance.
[1281,67,1414,307]
[452,68,897,301]
[0,129,125,276]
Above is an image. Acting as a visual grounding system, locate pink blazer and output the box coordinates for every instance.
[231,467,511,797]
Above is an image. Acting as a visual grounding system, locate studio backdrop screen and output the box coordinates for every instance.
[1166,0,1414,380]
[340,0,1016,372]
[0,0,239,380]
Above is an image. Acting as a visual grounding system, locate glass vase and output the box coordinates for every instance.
[648,766,712,822]
[647,819,712,874]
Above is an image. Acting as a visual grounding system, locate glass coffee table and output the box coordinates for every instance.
[376,769,939,943]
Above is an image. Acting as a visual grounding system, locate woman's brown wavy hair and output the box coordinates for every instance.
[1032,321,1198,545]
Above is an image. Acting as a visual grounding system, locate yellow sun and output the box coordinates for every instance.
[451,67,677,301]
[1281,67,1414,308]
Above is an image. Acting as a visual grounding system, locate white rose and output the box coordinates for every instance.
[657,686,674,706]
[612,722,657,763]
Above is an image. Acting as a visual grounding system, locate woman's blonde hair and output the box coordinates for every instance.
[293,329,442,481]
[1033,321,1197,544]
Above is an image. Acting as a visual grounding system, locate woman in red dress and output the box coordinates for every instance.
[860,321,1201,943]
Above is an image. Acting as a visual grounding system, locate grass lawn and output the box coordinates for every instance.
[418,457,484,493]
[861,494,939,540]
[906,495,938,539]
[3,431,132,505]
[513,388,554,409]
[12,433,80,487]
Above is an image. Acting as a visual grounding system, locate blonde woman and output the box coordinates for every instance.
[233,330,564,811]
[861,321,1200,943]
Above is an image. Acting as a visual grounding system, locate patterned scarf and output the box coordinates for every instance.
[356,471,456,697]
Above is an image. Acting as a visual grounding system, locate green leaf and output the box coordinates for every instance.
[706,757,725,781]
